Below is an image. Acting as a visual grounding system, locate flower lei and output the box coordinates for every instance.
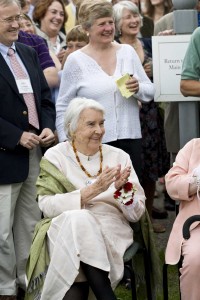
[114,181,137,206]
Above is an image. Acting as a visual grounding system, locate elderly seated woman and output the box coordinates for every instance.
[26,97,146,300]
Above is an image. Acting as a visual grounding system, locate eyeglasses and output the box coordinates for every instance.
[0,15,22,24]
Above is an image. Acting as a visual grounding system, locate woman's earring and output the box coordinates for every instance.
[86,32,89,37]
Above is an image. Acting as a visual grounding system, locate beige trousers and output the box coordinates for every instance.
[0,146,42,295]
[180,224,200,300]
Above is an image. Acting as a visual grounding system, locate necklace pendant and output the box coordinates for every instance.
[72,141,103,178]
[86,178,97,186]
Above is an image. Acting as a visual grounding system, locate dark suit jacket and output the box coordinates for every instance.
[0,42,55,184]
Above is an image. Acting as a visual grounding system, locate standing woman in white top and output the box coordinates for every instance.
[33,0,68,63]
[56,0,155,179]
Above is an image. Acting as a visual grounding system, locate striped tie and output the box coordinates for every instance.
[8,48,39,129]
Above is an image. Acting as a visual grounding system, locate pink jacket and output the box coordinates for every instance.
[165,138,200,264]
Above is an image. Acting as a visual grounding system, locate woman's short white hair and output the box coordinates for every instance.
[64,97,105,141]
[113,0,143,37]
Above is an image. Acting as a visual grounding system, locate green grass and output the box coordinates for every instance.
[160,250,180,300]
[114,250,180,300]
[115,284,132,300]
[165,264,180,300]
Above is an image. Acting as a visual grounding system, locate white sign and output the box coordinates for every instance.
[152,35,198,102]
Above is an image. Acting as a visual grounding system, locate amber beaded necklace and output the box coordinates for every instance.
[72,140,103,178]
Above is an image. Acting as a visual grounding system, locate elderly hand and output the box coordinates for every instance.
[114,165,131,190]
[80,165,120,206]
[189,166,200,197]
[125,76,139,94]
[20,132,41,150]
[39,128,55,147]
[94,165,120,193]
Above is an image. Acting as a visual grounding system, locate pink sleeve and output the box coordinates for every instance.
[165,140,195,202]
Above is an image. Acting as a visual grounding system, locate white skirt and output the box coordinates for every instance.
[40,209,133,300]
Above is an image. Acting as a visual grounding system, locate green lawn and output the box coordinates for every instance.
[160,250,180,300]
[115,284,132,300]
[115,250,180,300]
[164,264,180,300]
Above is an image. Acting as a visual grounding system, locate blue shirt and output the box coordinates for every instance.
[0,42,29,79]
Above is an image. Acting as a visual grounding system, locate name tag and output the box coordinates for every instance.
[16,79,33,94]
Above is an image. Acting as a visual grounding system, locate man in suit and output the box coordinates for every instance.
[0,0,56,299]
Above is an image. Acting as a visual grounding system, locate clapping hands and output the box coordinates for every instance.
[94,164,131,192]
[114,164,131,190]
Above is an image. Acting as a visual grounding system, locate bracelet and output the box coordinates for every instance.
[114,181,137,206]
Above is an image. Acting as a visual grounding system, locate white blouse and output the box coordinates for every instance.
[56,44,155,142]
[38,142,146,222]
